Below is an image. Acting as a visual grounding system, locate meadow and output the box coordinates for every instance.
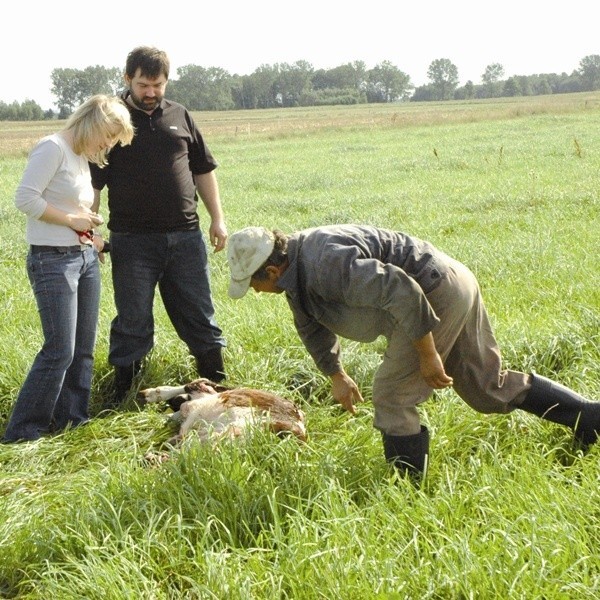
[0,93,599,599]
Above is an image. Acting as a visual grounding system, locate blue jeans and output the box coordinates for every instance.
[3,246,100,442]
[108,230,224,367]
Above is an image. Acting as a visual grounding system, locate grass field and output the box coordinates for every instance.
[0,93,599,599]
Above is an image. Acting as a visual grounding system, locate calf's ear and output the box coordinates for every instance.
[213,383,232,392]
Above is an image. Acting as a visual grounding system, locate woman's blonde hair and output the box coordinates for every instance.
[66,95,134,166]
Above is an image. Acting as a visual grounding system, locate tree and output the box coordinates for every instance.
[18,99,45,120]
[308,62,367,106]
[411,84,436,102]
[78,66,123,99]
[276,61,314,107]
[556,74,583,94]
[482,63,505,84]
[427,58,459,100]
[22,53,600,116]
[348,60,368,91]
[454,80,475,100]
[230,74,259,109]
[245,64,281,108]
[481,63,505,97]
[366,61,412,102]
[51,65,123,117]
[51,68,81,117]
[516,75,532,96]
[169,65,234,110]
[531,76,552,96]
[503,77,521,97]
[0,99,44,121]
[312,61,367,92]
[578,54,600,91]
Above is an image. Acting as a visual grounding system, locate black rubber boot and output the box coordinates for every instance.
[519,374,600,447]
[110,361,142,408]
[382,425,429,480]
[194,347,226,383]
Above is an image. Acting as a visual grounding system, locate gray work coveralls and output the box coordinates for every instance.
[276,224,530,436]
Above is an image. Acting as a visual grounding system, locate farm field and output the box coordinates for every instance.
[0,93,599,599]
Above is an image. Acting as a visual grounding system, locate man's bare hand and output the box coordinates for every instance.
[330,370,364,414]
[419,353,454,389]
[209,221,228,252]
[413,332,453,389]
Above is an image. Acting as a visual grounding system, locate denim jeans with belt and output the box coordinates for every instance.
[3,245,100,442]
[108,230,224,368]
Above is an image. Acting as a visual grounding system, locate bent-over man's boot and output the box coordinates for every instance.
[519,373,600,447]
[382,425,429,482]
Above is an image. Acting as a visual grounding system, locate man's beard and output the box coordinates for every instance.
[129,92,161,111]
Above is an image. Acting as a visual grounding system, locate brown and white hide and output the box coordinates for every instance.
[138,378,307,445]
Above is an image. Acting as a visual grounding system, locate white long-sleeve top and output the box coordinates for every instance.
[15,133,94,245]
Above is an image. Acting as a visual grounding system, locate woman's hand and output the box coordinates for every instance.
[40,206,104,232]
[67,211,104,232]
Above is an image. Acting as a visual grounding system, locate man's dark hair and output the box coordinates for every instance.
[125,46,170,80]
[252,230,289,281]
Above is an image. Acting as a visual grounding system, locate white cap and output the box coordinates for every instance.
[227,227,275,299]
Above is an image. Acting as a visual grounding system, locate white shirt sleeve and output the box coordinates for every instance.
[14,137,63,219]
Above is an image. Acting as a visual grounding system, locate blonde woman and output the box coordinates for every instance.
[2,95,134,443]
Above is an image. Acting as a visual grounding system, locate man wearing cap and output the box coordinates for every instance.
[226,224,600,479]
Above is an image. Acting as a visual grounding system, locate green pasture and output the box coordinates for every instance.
[0,94,598,599]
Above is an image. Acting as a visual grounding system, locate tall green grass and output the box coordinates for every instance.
[0,95,599,599]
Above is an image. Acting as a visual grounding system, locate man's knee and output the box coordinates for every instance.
[373,404,422,437]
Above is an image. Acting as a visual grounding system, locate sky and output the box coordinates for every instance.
[2,1,597,109]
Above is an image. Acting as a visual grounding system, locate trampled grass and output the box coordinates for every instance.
[0,94,599,598]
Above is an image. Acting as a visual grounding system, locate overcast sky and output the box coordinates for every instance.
[3,1,596,109]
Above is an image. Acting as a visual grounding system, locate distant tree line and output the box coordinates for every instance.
[2,55,600,121]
